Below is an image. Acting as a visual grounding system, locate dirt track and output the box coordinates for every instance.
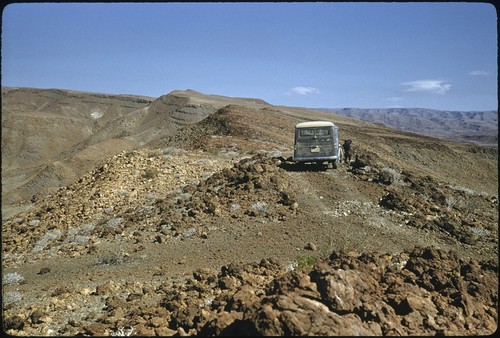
[2,90,498,335]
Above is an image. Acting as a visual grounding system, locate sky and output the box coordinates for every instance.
[1,2,498,111]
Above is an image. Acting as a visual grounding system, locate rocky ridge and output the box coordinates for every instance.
[2,88,498,336]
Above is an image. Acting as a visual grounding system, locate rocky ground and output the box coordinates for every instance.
[2,90,498,336]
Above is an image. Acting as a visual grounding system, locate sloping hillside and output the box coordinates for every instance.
[1,88,270,212]
[1,88,498,336]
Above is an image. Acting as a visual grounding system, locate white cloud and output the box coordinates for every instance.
[469,70,491,76]
[401,79,451,95]
[287,86,320,95]
[386,97,404,102]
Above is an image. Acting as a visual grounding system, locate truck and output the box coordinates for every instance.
[292,120,343,169]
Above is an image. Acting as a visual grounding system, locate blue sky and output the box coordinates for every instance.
[1,2,497,111]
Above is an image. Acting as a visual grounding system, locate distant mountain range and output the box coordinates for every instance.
[316,108,498,147]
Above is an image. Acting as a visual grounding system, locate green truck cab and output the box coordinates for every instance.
[292,121,343,169]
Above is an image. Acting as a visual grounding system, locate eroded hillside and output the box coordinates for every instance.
[1,88,270,214]
[2,88,498,336]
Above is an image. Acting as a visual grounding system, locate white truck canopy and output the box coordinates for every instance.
[295,121,335,128]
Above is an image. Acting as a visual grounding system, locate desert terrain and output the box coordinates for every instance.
[2,87,498,335]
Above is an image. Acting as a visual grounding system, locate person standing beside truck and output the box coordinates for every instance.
[342,139,352,163]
